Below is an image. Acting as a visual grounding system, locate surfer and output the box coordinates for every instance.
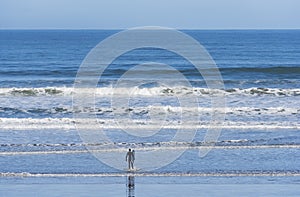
[126,149,135,170]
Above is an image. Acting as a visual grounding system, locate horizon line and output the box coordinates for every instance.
[1,28,300,31]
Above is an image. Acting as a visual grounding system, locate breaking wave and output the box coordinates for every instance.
[0,118,299,130]
[0,142,299,156]
[0,87,300,97]
[0,106,299,117]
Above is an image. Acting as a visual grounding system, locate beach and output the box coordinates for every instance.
[0,30,299,196]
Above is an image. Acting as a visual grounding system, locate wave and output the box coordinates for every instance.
[106,66,300,78]
[221,66,300,75]
[0,87,70,96]
[0,140,250,148]
[1,66,298,78]
[0,118,299,130]
[0,138,298,148]
[0,144,299,156]
[0,171,299,177]
[0,87,300,97]
[1,106,299,116]
[0,137,298,148]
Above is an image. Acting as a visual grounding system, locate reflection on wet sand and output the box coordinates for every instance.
[126,175,135,197]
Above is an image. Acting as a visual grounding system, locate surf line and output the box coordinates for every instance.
[0,144,300,156]
[0,172,299,177]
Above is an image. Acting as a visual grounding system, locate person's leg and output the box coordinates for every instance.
[130,161,134,169]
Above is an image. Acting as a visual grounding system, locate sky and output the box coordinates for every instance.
[0,0,299,29]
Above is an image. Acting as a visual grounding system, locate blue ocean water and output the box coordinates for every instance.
[1,30,300,88]
[0,30,299,191]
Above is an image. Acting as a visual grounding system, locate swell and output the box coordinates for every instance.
[1,66,299,77]
[221,66,300,75]
[116,66,300,77]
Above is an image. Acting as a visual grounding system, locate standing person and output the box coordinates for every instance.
[126,149,135,170]
[131,150,135,168]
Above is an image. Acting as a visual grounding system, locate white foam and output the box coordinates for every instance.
[0,87,299,97]
[1,105,299,116]
[0,117,299,130]
[1,144,299,156]
[0,171,299,177]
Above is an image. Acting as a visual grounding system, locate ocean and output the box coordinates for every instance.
[0,30,299,196]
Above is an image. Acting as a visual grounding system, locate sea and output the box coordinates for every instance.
[0,29,299,196]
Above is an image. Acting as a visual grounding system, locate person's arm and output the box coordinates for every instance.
[125,152,128,161]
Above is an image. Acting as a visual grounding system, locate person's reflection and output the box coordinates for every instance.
[126,175,135,197]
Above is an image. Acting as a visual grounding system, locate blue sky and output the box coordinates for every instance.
[1,0,299,29]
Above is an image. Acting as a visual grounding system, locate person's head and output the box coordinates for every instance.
[129,149,131,152]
